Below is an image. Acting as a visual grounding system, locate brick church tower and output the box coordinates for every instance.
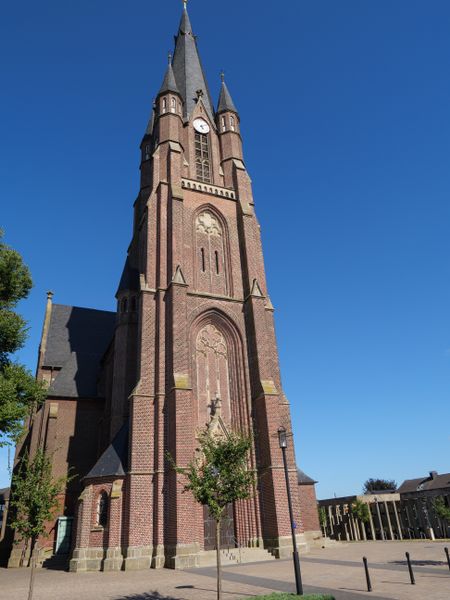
[5,4,308,572]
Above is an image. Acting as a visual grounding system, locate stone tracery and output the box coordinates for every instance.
[195,211,222,237]
[195,323,231,426]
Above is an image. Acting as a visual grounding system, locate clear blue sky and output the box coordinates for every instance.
[1,1,449,499]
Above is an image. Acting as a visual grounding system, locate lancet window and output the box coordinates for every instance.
[195,210,228,295]
[97,491,108,528]
[195,132,211,183]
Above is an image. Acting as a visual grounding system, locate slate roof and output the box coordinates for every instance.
[43,304,116,398]
[297,468,317,485]
[217,80,238,114]
[117,257,140,294]
[397,472,450,494]
[172,6,215,123]
[85,421,129,479]
[158,62,180,97]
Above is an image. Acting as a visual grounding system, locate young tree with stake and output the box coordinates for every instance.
[171,428,256,600]
[9,447,70,600]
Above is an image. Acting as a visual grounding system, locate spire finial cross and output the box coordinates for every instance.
[168,51,172,64]
[220,70,225,83]
[183,0,188,9]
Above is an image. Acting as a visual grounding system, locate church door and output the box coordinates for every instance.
[203,504,235,550]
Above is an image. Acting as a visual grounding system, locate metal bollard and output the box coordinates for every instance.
[363,556,372,592]
[405,552,415,585]
[445,547,450,572]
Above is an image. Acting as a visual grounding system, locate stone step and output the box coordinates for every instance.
[197,547,275,567]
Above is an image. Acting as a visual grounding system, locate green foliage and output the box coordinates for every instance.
[0,364,47,447]
[0,229,44,446]
[9,447,69,545]
[433,497,450,523]
[172,431,256,522]
[318,506,327,528]
[0,231,32,309]
[0,310,28,364]
[350,499,370,523]
[242,595,335,600]
[363,478,397,494]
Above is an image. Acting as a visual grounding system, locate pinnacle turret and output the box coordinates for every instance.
[217,75,238,114]
[158,58,180,97]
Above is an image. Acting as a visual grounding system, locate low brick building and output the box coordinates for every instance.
[397,471,450,539]
[297,470,321,544]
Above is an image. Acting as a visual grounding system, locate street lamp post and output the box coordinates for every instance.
[278,427,304,596]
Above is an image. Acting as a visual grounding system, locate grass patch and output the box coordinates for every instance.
[242,595,335,600]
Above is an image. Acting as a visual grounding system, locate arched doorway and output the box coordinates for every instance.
[194,320,238,550]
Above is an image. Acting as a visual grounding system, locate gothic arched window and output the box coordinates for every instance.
[195,132,211,183]
[97,491,108,528]
[195,324,231,426]
[195,210,228,295]
[171,97,176,113]
[230,115,235,131]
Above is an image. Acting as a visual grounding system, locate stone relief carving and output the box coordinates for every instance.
[196,324,227,359]
[196,211,222,237]
[195,324,230,427]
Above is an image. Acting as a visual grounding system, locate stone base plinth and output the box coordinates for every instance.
[165,543,201,569]
[69,547,105,572]
[123,546,153,571]
[103,547,124,571]
[7,547,24,568]
[265,534,309,559]
[151,545,165,569]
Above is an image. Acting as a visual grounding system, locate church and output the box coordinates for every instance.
[6,4,320,571]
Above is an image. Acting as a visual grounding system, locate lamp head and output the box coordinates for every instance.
[278,426,287,449]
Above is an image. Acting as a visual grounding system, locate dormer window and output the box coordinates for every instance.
[230,115,235,131]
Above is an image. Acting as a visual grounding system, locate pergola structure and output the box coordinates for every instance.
[319,493,403,541]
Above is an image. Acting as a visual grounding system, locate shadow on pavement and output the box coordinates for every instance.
[114,593,179,600]
[390,559,446,566]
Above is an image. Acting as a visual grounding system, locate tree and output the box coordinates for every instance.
[171,430,256,600]
[433,497,450,523]
[363,478,397,494]
[0,229,46,446]
[9,447,69,600]
[318,506,327,533]
[350,499,370,523]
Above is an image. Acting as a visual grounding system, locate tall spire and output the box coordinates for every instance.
[172,4,215,122]
[217,73,238,114]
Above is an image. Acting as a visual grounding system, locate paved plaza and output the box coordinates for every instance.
[1,541,450,600]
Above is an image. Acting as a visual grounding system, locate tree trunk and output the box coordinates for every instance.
[216,518,222,600]
[27,538,37,600]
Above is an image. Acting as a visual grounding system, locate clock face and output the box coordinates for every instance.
[193,118,210,134]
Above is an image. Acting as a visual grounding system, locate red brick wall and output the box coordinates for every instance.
[298,484,320,532]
